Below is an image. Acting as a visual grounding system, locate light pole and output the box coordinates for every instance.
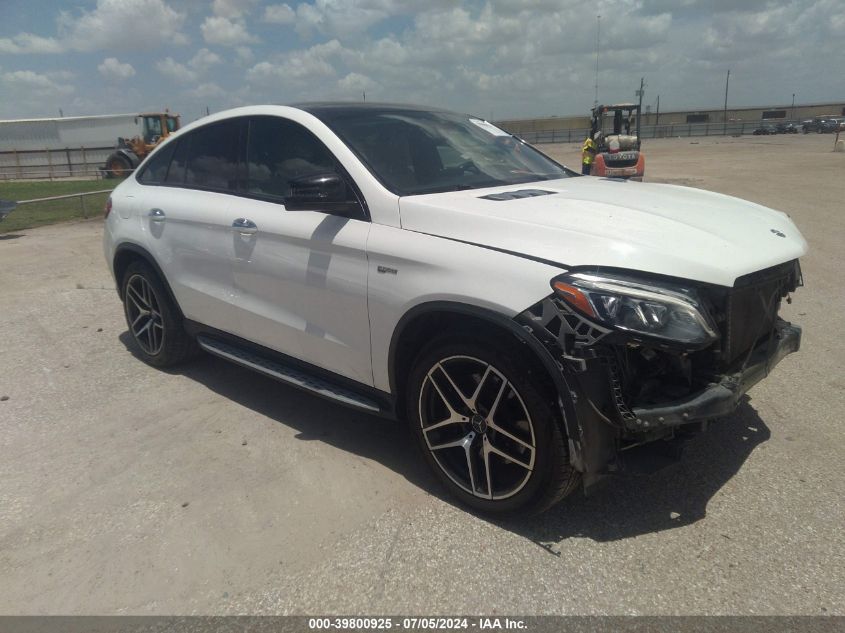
[594,15,601,108]
[791,93,795,120]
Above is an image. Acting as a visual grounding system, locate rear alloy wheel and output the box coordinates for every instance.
[408,338,580,516]
[121,260,196,367]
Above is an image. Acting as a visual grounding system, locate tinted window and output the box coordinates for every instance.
[137,141,176,184]
[246,116,337,200]
[185,120,242,191]
[165,137,189,184]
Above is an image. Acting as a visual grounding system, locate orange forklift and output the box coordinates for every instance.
[588,103,645,180]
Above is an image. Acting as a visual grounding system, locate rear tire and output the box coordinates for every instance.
[106,154,132,178]
[406,335,580,516]
[121,260,197,367]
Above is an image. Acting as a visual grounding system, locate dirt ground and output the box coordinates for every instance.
[0,133,843,615]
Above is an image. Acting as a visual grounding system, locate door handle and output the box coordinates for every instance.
[232,218,258,235]
[148,208,166,223]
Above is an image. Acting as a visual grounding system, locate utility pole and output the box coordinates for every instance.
[723,69,730,135]
[791,93,796,120]
[594,15,601,107]
[635,77,645,139]
[655,95,660,127]
[363,91,366,102]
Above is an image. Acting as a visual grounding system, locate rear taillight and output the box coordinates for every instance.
[104,196,112,218]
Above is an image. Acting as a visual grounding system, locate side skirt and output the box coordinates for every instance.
[184,320,396,419]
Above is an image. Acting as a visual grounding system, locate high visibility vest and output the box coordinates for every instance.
[582,139,596,165]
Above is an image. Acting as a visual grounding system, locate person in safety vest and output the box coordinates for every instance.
[581,136,597,175]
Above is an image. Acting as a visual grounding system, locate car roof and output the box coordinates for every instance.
[293,101,454,118]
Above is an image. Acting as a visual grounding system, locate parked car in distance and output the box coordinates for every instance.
[753,123,778,135]
[103,103,808,516]
[803,116,840,133]
[775,122,799,134]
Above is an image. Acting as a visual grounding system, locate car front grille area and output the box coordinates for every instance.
[716,259,801,368]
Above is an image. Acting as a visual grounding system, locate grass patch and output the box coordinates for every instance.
[0,179,122,233]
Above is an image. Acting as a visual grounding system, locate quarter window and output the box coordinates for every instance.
[165,137,189,185]
[246,117,337,200]
[137,141,176,184]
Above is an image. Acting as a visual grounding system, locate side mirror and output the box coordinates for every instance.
[284,172,363,217]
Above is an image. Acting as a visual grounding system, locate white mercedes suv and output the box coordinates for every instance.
[104,103,807,515]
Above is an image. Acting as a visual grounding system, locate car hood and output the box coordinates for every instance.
[398,177,808,287]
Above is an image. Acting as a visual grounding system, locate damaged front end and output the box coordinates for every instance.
[516,259,803,488]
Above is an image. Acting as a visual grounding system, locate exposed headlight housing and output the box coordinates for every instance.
[551,272,718,346]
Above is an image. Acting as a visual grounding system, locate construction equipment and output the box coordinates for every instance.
[104,112,180,178]
[588,103,645,180]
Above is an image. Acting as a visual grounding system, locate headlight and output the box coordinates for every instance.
[551,272,718,345]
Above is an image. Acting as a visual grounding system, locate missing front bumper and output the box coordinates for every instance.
[626,319,801,431]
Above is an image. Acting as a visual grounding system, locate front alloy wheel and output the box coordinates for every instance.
[419,356,536,500]
[408,338,579,515]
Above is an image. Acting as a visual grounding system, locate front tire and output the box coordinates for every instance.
[121,260,196,367]
[407,336,580,516]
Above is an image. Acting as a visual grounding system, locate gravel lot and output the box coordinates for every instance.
[0,133,843,615]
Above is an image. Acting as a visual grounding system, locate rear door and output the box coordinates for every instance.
[140,119,247,332]
[226,115,373,385]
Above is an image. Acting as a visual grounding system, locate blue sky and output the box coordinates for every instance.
[1,0,842,123]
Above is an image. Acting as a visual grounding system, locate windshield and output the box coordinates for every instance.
[315,108,571,196]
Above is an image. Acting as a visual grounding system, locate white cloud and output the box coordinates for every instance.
[235,46,255,63]
[187,82,226,99]
[1,0,188,55]
[0,33,63,54]
[211,0,259,18]
[98,57,136,81]
[201,16,259,46]
[0,70,75,116]
[247,40,342,84]
[155,57,198,83]
[189,48,222,72]
[57,0,189,51]
[1,70,75,95]
[263,3,296,24]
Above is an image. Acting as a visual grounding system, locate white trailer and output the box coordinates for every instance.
[0,113,143,179]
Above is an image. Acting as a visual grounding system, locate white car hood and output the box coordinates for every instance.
[398,177,808,287]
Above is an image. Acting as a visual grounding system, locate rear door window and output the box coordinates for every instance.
[184,120,243,192]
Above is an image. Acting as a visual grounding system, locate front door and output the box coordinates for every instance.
[227,116,373,386]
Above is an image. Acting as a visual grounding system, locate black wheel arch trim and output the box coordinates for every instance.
[387,300,598,473]
[112,242,183,318]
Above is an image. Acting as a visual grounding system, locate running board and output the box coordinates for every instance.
[196,335,382,414]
